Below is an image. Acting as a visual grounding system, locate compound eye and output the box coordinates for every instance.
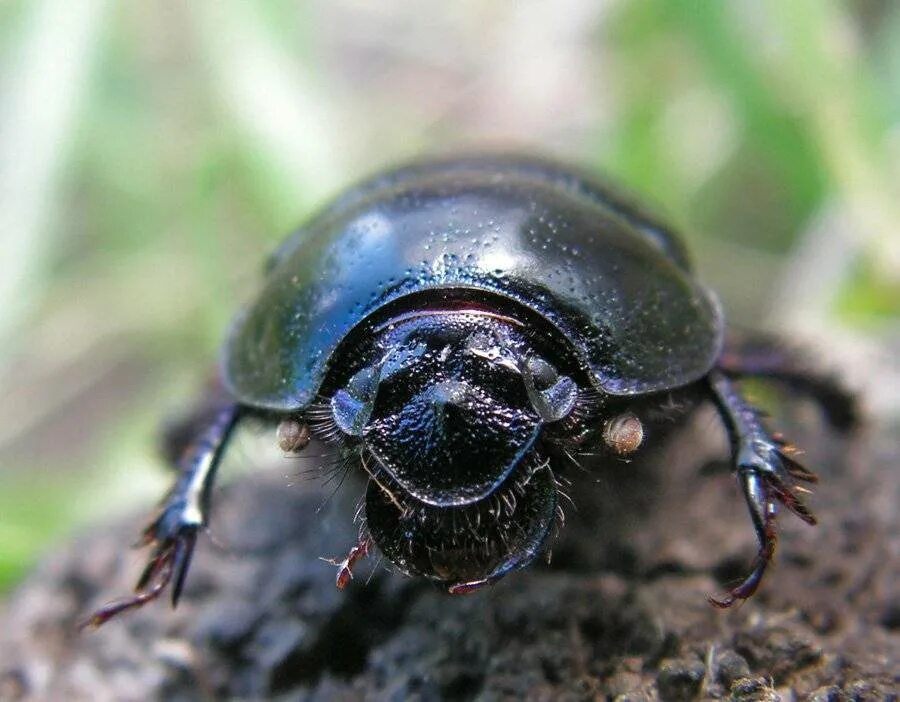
[332,365,378,436]
[523,356,577,423]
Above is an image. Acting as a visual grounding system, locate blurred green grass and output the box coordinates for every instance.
[0,0,897,592]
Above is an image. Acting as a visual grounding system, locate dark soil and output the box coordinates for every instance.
[1,406,897,701]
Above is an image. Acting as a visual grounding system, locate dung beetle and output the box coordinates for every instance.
[85,154,856,627]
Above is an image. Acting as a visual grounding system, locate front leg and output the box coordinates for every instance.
[707,370,818,608]
[81,403,242,629]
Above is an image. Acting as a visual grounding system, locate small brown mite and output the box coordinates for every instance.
[603,413,643,455]
[277,418,311,453]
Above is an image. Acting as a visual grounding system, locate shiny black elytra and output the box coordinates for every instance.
[84,154,855,627]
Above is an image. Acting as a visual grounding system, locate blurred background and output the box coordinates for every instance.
[0,0,897,593]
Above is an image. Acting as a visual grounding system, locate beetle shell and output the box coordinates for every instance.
[223,155,723,410]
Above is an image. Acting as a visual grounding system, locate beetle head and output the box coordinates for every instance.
[329,310,577,587]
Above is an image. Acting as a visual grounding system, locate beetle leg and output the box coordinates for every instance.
[707,370,817,608]
[718,335,858,431]
[81,403,241,629]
